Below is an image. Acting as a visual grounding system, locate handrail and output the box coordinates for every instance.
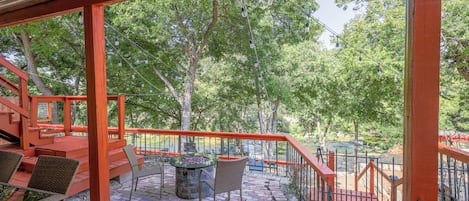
[37,124,336,188]
[0,96,29,116]
[0,56,28,79]
[33,95,121,101]
[31,95,126,139]
[438,144,469,163]
[356,158,403,201]
[0,56,29,117]
[0,74,19,95]
[285,135,336,186]
[438,144,469,200]
[0,55,30,148]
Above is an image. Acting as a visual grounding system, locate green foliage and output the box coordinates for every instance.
[1,0,468,152]
[440,0,469,132]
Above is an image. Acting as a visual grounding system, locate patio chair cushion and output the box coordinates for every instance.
[0,150,23,183]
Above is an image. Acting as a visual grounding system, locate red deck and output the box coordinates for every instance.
[1,136,133,196]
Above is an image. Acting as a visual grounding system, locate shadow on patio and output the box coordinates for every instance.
[68,164,296,201]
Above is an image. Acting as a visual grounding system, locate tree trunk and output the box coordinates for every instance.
[255,90,267,134]
[270,97,280,134]
[160,1,218,152]
[19,29,59,123]
[354,119,359,153]
[321,118,332,149]
[180,71,194,130]
[316,114,322,139]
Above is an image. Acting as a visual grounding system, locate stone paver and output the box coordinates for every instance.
[68,165,297,201]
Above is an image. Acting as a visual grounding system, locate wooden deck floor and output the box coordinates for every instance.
[1,136,132,196]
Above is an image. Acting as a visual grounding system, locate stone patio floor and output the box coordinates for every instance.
[68,164,297,201]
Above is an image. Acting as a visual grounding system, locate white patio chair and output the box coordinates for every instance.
[123,145,164,200]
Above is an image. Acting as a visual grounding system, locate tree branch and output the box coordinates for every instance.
[153,67,182,105]
[196,0,218,57]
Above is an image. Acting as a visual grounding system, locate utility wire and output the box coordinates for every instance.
[105,21,181,75]
[105,34,173,97]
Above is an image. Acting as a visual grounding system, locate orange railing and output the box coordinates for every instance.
[122,129,335,200]
[354,157,402,201]
[438,144,469,200]
[0,56,30,148]
[31,94,336,200]
[37,122,336,200]
[31,95,126,140]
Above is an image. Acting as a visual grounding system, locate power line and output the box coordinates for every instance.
[105,21,181,75]
[105,34,174,98]
[304,6,402,76]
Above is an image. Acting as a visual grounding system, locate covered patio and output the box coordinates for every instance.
[0,0,441,200]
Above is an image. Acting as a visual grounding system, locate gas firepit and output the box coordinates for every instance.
[169,155,216,199]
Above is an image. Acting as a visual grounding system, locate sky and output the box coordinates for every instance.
[312,0,358,48]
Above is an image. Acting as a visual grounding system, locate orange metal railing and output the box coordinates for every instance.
[37,122,336,200]
[354,157,402,201]
[438,144,469,200]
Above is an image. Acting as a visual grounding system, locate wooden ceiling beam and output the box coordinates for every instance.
[0,0,49,15]
[0,0,123,28]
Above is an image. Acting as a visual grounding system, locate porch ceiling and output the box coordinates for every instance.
[0,0,50,15]
[0,0,123,28]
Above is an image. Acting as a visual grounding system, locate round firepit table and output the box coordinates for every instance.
[169,155,216,199]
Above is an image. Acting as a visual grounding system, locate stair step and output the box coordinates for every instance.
[0,113,20,139]
[21,140,128,173]
[12,156,141,196]
[34,136,125,158]
[19,156,37,172]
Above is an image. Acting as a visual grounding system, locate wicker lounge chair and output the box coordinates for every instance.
[123,144,164,200]
[198,156,249,201]
[0,150,23,183]
[27,155,80,195]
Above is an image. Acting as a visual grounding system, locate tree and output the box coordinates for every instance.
[109,1,219,131]
[336,0,405,151]
[441,0,469,82]
[0,14,85,123]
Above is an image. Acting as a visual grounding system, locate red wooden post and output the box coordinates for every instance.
[391,184,397,201]
[403,0,441,200]
[118,95,125,140]
[30,96,38,127]
[64,98,71,136]
[369,159,375,195]
[328,151,335,200]
[328,151,335,170]
[84,4,110,201]
[19,78,29,149]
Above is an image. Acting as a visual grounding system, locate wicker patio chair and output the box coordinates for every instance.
[123,145,164,200]
[0,150,23,183]
[198,156,249,201]
[27,155,80,195]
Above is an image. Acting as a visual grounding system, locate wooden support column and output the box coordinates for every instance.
[64,98,71,136]
[19,78,29,149]
[118,95,125,140]
[30,97,38,127]
[84,4,110,201]
[403,0,441,200]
